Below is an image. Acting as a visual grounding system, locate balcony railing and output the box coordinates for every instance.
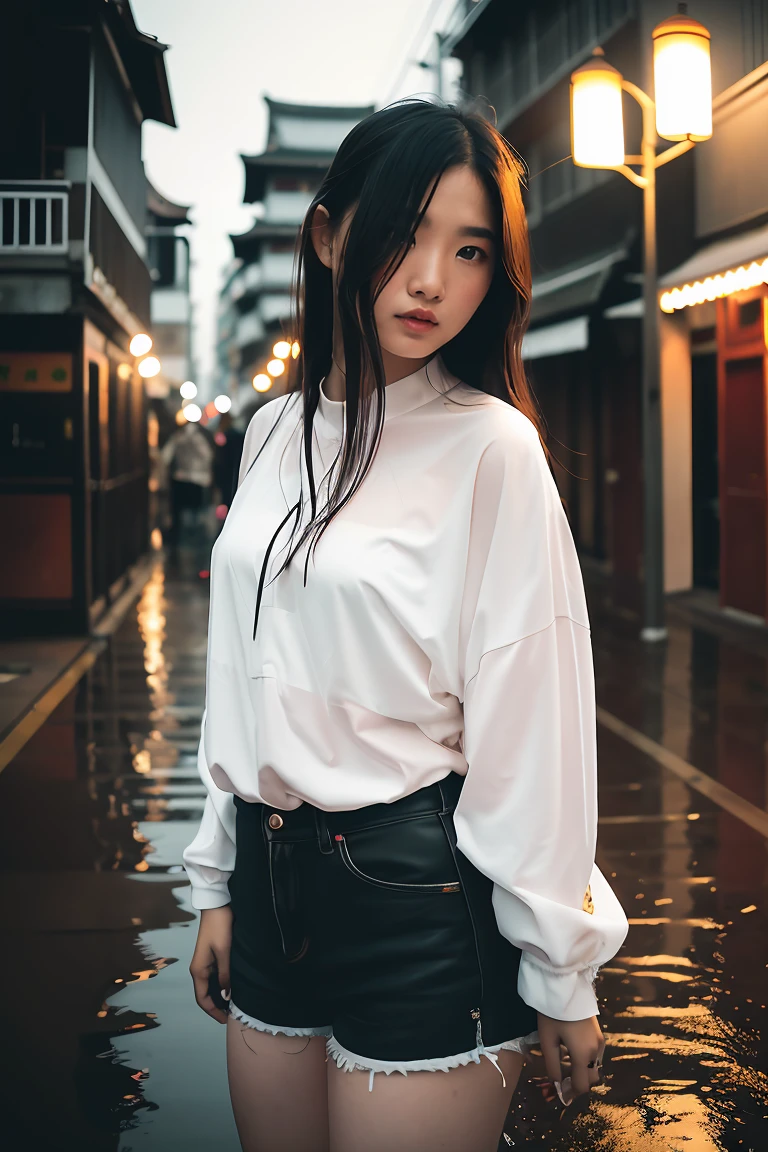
[0,181,69,254]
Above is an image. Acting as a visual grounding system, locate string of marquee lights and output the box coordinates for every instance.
[659,257,768,313]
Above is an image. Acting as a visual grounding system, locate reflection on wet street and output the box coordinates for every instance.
[0,558,766,1150]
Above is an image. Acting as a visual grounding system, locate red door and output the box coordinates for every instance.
[720,355,766,617]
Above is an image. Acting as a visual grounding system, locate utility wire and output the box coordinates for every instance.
[379,0,449,108]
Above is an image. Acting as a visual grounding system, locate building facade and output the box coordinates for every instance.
[449,0,768,622]
[0,0,177,635]
[146,182,193,403]
[219,97,374,418]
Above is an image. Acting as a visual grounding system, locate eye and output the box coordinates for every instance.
[457,245,487,263]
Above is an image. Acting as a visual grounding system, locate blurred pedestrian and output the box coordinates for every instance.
[213,411,246,511]
[184,100,628,1151]
[161,421,215,550]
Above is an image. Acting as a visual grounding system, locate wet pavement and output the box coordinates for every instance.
[1,547,767,1150]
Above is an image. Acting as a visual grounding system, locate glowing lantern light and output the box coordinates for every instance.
[653,10,712,142]
[252,374,272,393]
[130,333,153,357]
[267,359,285,377]
[570,47,625,169]
[180,380,197,399]
[291,341,300,359]
[184,403,202,422]
[214,394,232,413]
[273,340,291,359]
[137,355,161,379]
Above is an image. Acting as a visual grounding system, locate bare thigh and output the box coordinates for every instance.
[327,1048,525,1152]
[226,1016,330,1152]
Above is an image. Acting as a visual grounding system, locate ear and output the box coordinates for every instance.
[309,203,334,269]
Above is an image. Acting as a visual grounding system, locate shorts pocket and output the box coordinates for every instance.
[335,815,462,894]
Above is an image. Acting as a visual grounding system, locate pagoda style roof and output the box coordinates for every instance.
[102,0,176,127]
[264,97,376,123]
[147,179,192,224]
[230,220,298,261]
[241,96,375,203]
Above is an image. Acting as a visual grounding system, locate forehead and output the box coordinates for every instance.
[421,166,494,228]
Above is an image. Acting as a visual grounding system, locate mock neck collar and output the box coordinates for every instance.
[315,354,460,441]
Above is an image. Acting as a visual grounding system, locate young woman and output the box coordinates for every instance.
[183,99,629,1152]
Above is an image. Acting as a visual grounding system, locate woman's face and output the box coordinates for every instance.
[374,165,496,359]
[312,164,496,363]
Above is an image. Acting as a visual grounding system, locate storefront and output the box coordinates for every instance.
[659,223,768,620]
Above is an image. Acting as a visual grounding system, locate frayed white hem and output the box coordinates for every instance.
[229,1000,333,1038]
[327,1029,540,1093]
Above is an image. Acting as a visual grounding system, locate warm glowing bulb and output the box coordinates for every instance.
[653,13,712,142]
[180,380,197,399]
[184,403,202,422]
[273,340,291,359]
[137,356,161,379]
[291,341,300,359]
[252,373,272,392]
[130,333,153,357]
[267,359,286,377]
[214,394,232,413]
[570,49,625,168]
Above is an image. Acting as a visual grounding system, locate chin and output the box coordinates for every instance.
[380,332,444,360]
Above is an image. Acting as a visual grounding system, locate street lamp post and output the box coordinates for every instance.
[570,5,713,643]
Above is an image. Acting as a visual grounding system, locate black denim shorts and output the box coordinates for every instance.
[228,771,539,1092]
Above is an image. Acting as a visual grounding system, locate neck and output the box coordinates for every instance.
[323,336,433,403]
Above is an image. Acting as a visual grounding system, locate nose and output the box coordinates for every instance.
[407,248,445,302]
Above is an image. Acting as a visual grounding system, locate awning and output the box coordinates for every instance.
[660,221,768,289]
[604,298,643,319]
[522,316,589,360]
[530,246,628,325]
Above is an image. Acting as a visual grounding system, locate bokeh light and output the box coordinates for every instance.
[180,380,198,399]
[137,356,161,379]
[183,403,202,422]
[252,374,272,392]
[130,333,153,357]
[214,394,232,413]
[267,359,285,377]
[273,340,291,359]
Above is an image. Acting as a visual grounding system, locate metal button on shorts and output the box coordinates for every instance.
[268,813,284,829]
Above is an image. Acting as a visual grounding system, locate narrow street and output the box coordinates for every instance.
[1,555,766,1151]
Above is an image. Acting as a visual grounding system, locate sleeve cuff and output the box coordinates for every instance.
[518,953,601,1021]
[186,880,232,911]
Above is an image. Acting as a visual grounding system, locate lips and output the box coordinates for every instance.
[397,309,438,324]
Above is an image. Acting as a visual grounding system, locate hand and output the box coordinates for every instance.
[189,905,233,1025]
[537,1012,605,1105]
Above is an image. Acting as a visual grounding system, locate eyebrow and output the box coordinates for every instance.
[459,226,495,242]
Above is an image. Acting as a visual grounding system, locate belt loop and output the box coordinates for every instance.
[314,807,334,855]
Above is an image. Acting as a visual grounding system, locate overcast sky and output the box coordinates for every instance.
[131,0,461,399]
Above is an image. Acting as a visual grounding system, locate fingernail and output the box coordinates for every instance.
[554,1081,566,1106]
[221,988,231,1001]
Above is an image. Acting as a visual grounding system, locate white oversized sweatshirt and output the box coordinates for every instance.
[182,353,629,1021]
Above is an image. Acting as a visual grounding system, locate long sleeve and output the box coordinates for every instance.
[182,709,237,909]
[454,408,628,1021]
[180,401,288,910]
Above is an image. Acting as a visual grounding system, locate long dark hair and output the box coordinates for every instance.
[249,98,543,641]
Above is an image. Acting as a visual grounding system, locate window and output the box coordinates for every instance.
[742,0,768,74]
